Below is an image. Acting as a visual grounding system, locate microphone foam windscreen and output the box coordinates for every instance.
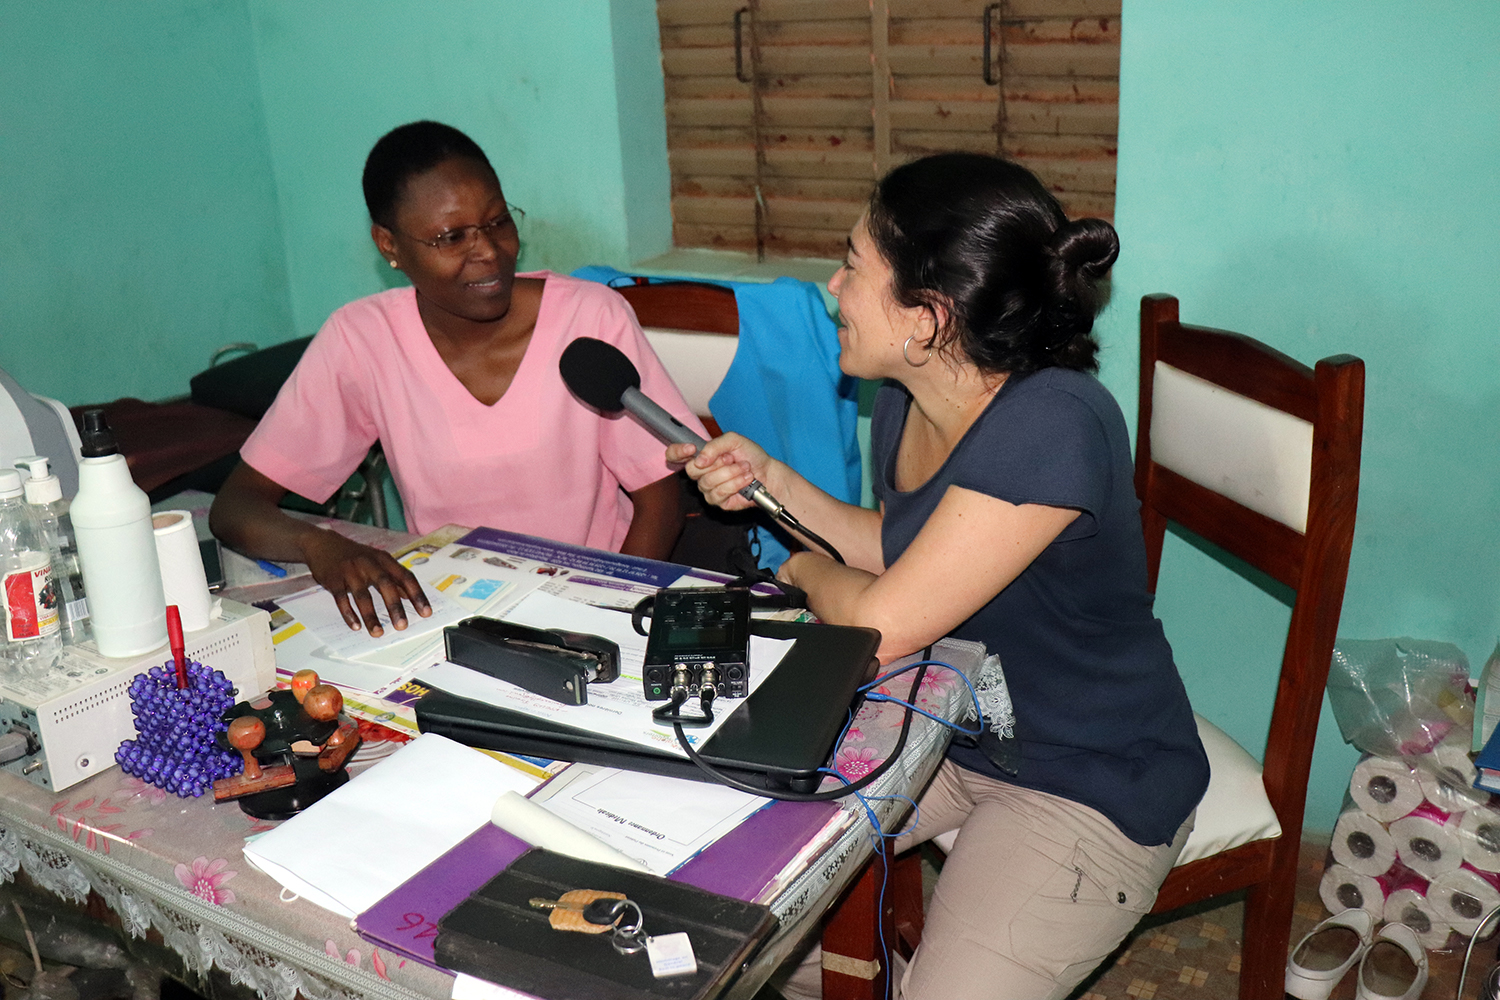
[559,337,640,413]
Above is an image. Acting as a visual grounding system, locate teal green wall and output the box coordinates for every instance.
[1099,2,1500,831]
[1,1,671,403]
[0,1,293,405]
[248,0,672,337]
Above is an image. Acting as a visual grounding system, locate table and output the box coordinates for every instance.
[0,526,984,1000]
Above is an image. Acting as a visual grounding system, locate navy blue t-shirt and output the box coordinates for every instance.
[871,372,1208,846]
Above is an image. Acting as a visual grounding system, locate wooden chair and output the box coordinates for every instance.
[834,293,1365,1000]
[616,280,740,437]
[614,280,753,572]
[1134,292,1363,997]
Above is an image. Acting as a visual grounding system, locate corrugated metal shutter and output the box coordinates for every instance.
[659,0,1120,260]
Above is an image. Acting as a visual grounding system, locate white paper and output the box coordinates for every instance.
[452,973,531,1000]
[416,590,795,757]
[529,764,769,875]
[488,790,649,872]
[276,581,470,659]
[242,734,541,917]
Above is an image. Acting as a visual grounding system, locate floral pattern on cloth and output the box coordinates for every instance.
[176,856,238,905]
[821,655,995,788]
[48,795,151,853]
[833,746,882,781]
[326,940,360,965]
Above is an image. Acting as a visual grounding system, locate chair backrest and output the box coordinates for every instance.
[617,281,739,436]
[1134,293,1364,837]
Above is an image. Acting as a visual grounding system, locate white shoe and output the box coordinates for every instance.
[1286,909,1375,1000]
[1356,922,1428,1000]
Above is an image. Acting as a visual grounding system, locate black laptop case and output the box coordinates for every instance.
[415,620,880,793]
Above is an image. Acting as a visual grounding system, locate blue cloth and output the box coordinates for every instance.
[872,375,1208,847]
[573,266,861,569]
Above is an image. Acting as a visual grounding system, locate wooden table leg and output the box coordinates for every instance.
[819,848,925,1000]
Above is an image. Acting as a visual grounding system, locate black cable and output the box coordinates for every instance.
[775,508,845,565]
[670,664,928,802]
[651,687,714,727]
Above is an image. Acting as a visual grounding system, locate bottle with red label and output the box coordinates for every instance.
[0,468,62,678]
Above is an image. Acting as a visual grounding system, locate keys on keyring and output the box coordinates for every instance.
[529,890,628,932]
[530,890,648,954]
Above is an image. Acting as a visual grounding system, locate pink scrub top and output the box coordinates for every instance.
[241,272,705,549]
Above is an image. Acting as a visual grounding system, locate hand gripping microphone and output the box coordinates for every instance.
[558,337,844,564]
[558,337,786,518]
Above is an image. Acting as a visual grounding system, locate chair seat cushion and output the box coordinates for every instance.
[1177,712,1282,865]
[928,714,1281,862]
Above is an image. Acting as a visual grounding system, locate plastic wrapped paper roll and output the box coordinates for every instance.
[1415,740,1489,813]
[1383,882,1452,951]
[1390,804,1465,880]
[1461,805,1500,873]
[1330,808,1399,877]
[489,791,648,873]
[1318,863,1387,924]
[1425,864,1500,939]
[1349,757,1424,822]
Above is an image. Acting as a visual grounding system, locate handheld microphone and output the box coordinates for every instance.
[558,337,787,518]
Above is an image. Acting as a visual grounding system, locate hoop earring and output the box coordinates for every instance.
[903,334,932,368]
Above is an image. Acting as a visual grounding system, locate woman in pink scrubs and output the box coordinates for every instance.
[211,122,701,637]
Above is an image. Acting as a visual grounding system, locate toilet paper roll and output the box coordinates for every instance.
[1318,863,1387,924]
[489,791,648,873]
[1349,756,1425,822]
[1383,884,1452,951]
[1390,803,1464,880]
[1415,739,1489,813]
[152,511,212,632]
[1330,808,1399,876]
[1425,864,1500,938]
[1461,804,1500,872]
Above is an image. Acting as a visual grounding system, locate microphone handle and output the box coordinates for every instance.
[620,387,705,448]
[620,387,785,516]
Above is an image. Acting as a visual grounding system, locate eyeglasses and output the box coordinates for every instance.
[395,206,525,254]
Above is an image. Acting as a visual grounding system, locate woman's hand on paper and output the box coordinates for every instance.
[300,530,431,637]
[667,433,776,513]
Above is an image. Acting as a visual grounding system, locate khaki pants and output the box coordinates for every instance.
[774,761,1193,1000]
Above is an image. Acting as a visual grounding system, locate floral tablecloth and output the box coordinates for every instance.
[0,638,988,1000]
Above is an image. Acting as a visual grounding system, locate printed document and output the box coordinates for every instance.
[529,763,769,875]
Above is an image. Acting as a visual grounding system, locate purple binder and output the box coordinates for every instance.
[355,799,840,970]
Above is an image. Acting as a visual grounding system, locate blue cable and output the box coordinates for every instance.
[861,659,986,738]
[820,768,925,1000]
[822,767,892,999]
[863,694,984,736]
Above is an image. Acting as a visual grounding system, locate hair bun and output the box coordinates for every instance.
[1045,217,1119,322]
[1050,217,1120,281]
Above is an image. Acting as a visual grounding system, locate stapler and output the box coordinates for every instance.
[443,617,620,706]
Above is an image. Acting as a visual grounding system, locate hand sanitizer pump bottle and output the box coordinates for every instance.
[14,455,90,645]
[70,409,167,657]
[0,468,62,677]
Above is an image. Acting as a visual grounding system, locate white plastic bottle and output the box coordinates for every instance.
[0,468,62,677]
[70,410,166,658]
[14,455,90,645]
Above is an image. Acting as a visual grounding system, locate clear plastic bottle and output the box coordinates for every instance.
[0,468,62,677]
[14,456,90,645]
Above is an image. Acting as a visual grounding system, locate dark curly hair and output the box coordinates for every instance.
[865,153,1119,376]
[361,121,495,229]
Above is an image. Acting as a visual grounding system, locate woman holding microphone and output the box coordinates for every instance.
[671,153,1207,999]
